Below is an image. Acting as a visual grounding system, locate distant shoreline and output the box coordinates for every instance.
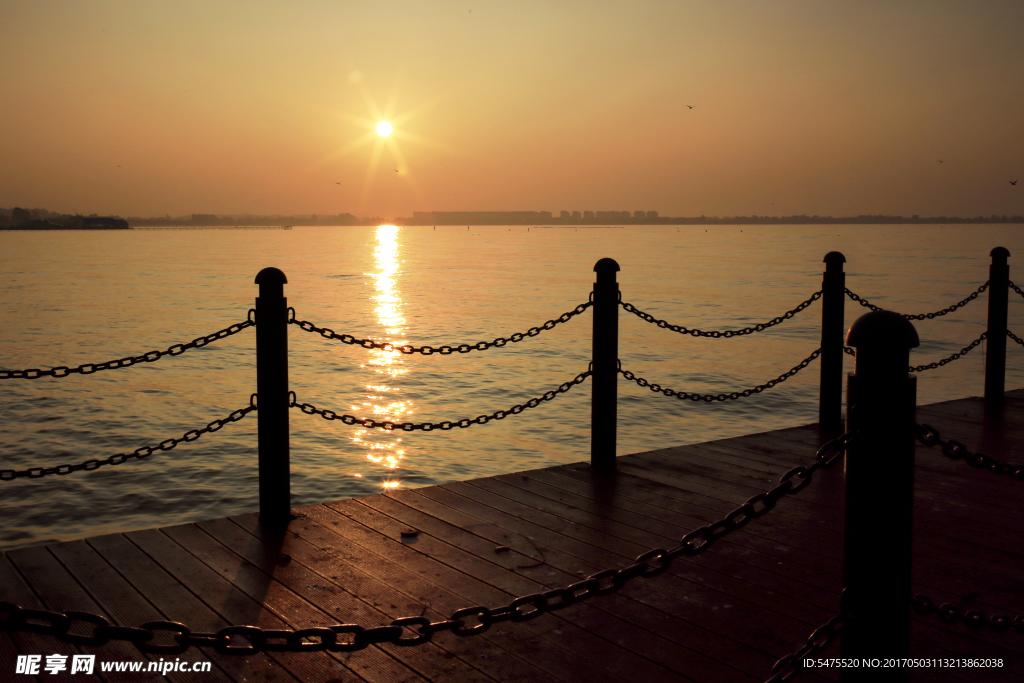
[3,218,1023,230]
[0,226,131,231]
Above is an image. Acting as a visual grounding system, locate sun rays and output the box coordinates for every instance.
[320,76,453,214]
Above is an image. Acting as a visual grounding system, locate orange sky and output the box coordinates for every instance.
[2,1,1022,219]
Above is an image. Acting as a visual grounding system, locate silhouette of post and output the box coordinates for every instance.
[591,258,620,470]
[255,267,291,524]
[842,311,918,682]
[985,247,1010,404]
[818,251,846,435]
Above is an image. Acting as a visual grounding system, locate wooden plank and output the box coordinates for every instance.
[737,425,1024,512]
[85,531,300,683]
[520,463,1024,667]
[0,553,68,683]
[639,443,1024,558]
[529,465,1024,619]
[677,439,1024,583]
[229,509,555,683]
[354,492,766,683]
[159,520,423,683]
[576,450,1024,608]
[381,487,833,683]
[473,473,842,611]
[326,497,708,683]
[46,539,218,682]
[416,481,834,670]
[721,433,1024,543]
[295,501,668,683]
[122,527,365,683]
[197,513,488,683]
[6,544,161,683]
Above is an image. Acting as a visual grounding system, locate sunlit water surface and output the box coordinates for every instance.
[2,224,1023,549]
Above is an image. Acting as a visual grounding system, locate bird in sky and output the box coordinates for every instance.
[937,160,944,163]
[394,169,399,172]
[1012,180,1019,185]
[687,105,694,109]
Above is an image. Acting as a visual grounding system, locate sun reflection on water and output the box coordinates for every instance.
[351,225,411,489]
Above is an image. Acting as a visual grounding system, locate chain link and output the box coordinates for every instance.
[767,611,846,683]
[915,423,1024,481]
[0,399,257,481]
[911,595,1024,634]
[843,333,988,373]
[0,431,854,654]
[844,282,989,320]
[1009,280,1024,300]
[1008,329,1024,347]
[619,349,821,402]
[909,332,987,372]
[619,291,822,338]
[288,302,591,355]
[0,314,256,380]
[290,371,591,431]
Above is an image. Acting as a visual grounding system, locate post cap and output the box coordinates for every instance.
[594,258,620,273]
[991,246,1010,260]
[255,267,288,285]
[823,251,846,265]
[846,310,919,349]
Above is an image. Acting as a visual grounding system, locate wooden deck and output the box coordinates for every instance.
[3,391,1023,683]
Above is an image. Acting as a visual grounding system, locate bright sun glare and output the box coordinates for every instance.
[325,81,452,209]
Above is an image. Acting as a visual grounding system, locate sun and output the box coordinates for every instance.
[320,78,453,212]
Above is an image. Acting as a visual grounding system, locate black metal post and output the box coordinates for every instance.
[591,258,620,470]
[255,267,291,524]
[819,251,846,435]
[985,247,1010,404]
[841,310,918,682]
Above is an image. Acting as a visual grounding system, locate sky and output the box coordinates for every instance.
[2,0,1023,219]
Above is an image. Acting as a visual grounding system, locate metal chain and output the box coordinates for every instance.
[843,333,987,372]
[619,349,821,402]
[0,313,256,380]
[290,370,591,431]
[619,291,822,338]
[915,423,1024,481]
[0,432,855,655]
[766,611,846,683]
[844,282,989,320]
[911,595,1024,634]
[1008,329,1024,347]
[909,332,987,372]
[0,399,257,481]
[288,301,591,355]
[1009,280,1024,300]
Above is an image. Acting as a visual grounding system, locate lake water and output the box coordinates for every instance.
[2,224,1023,550]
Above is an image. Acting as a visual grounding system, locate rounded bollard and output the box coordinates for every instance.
[819,251,847,435]
[841,310,918,682]
[591,258,620,470]
[985,247,1010,404]
[255,267,291,524]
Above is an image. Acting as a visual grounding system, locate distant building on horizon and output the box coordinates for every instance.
[412,211,553,225]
